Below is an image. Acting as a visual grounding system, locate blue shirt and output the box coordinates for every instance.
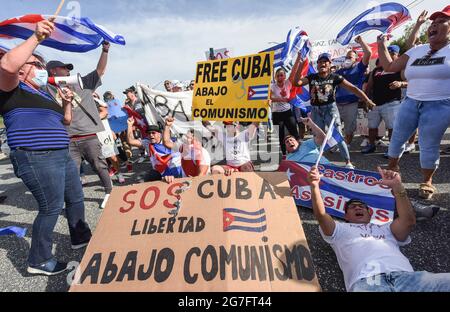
[336,62,368,104]
[287,139,330,165]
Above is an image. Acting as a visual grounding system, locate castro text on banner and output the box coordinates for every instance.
[278,161,395,225]
[192,52,274,122]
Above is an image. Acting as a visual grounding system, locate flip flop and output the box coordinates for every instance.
[419,183,437,200]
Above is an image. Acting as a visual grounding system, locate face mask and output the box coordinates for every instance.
[32,69,49,87]
[342,59,354,69]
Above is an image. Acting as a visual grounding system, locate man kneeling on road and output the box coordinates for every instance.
[307,166,450,292]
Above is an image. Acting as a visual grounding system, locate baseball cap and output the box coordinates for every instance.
[387,45,400,54]
[317,53,332,62]
[147,125,162,134]
[46,60,74,72]
[430,5,450,21]
[344,199,369,213]
[123,86,136,94]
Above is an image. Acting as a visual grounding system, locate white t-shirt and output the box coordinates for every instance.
[320,222,414,291]
[405,44,450,101]
[270,80,292,112]
[218,129,251,167]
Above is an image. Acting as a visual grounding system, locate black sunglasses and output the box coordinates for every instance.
[25,61,46,70]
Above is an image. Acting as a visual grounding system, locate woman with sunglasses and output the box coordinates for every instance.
[270,68,300,156]
[0,20,92,275]
[378,6,450,200]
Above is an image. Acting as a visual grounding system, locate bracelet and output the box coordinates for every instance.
[393,186,408,198]
[102,49,109,53]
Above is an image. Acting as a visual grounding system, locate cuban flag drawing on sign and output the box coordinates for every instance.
[336,2,411,45]
[247,85,269,101]
[0,14,126,52]
[278,161,395,225]
[223,208,267,233]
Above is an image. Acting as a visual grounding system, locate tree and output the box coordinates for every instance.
[391,21,430,54]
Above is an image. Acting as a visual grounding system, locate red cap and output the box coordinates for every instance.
[430,5,450,20]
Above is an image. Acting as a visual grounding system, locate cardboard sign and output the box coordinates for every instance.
[192,52,274,122]
[70,172,321,292]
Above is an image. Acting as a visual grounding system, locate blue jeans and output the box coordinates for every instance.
[311,103,351,162]
[9,148,91,267]
[350,271,450,292]
[389,97,450,169]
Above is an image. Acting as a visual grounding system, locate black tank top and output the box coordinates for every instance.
[372,67,403,106]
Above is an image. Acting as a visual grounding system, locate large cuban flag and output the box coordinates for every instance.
[336,2,411,45]
[0,14,126,52]
[278,161,395,225]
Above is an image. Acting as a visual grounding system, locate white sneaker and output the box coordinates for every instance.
[117,173,125,184]
[100,194,111,209]
[405,143,416,153]
[376,140,389,147]
[360,138,369,147]
[345,163,355,169]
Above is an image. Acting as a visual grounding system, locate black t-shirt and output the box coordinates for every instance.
[371,67,403,106]
[307,73,344,106]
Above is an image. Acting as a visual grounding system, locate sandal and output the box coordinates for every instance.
[419,183,437,200]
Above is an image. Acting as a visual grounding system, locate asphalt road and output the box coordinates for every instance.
[0,131,449,292]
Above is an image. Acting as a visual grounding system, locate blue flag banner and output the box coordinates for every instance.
[0,14,126,52]
[279,161,395,225]
[0,226,27,238]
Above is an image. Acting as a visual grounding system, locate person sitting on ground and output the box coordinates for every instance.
[308,165,450,292]
[126,117,183,183]
[283,116,330,165]
[211,121,258,176]
[162,117,211,183]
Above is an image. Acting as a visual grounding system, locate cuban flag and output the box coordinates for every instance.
[147,143,183,178]
[336,2,411,45]
[324,124,344,151]
[223,208,267,233]
[0,14,125,53]
[123,105,148,135]
[248,85,269,101]
[263,28,311,73]
[278,161,395,225]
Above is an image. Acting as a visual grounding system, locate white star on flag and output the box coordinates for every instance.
[286,168,295,181]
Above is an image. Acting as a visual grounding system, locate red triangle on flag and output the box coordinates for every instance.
[247,87,256,100]
[223,211,235,230]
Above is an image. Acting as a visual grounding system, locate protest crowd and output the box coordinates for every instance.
[0,3,450,292]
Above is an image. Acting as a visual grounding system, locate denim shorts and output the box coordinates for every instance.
[368,100,401,129]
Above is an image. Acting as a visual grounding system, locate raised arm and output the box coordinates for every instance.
[377,35,409,74]
[0,20,55,91]
[126,117,143,148]
[355,35,372,66]
[301,117,326,146]
[308,166,336,236]
[340,79,376,110]
[376,167,416,242]
[96,41,110,77]
[163,117,175,149]
[406,11,428,50]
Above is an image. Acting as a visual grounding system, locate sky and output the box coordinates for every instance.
[0,0,447,101]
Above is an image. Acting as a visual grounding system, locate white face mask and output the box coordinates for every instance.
[32,69,49,87]
[342,59,354,69]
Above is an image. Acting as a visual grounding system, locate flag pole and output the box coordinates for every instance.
[314,115,337,168]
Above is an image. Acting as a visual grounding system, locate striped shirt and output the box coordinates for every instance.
[0,82,70,151]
